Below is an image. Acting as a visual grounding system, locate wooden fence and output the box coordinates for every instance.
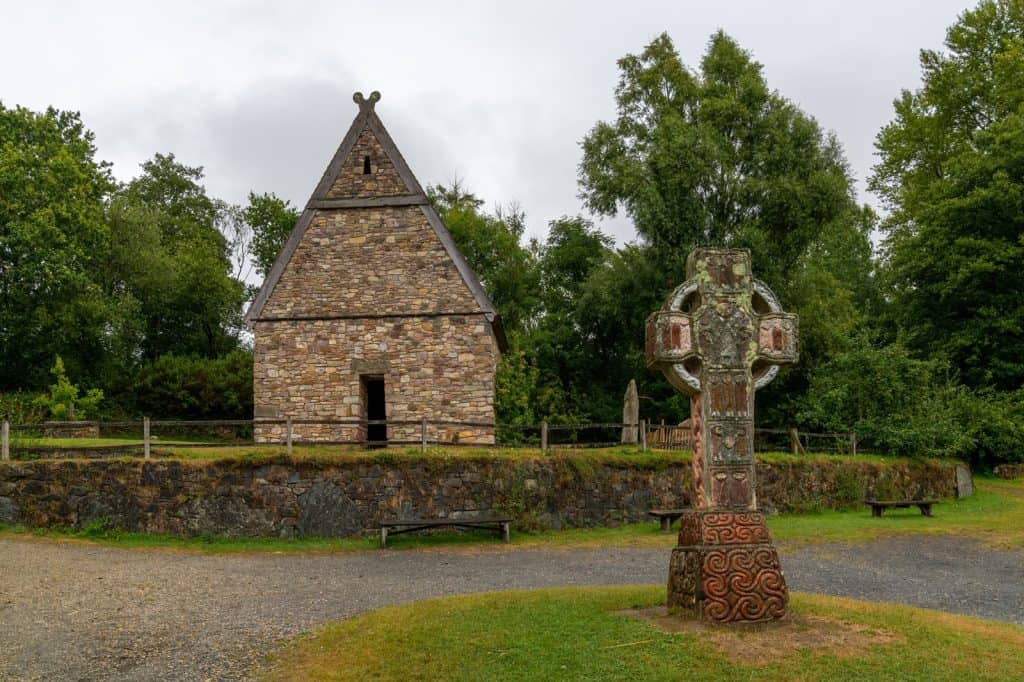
[0,417,858,460]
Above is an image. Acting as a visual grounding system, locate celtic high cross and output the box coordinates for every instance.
[646,248,798,623]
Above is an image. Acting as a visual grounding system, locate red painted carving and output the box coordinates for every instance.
[711,469,752,508]
[701,547,788,623]
[708,372,749,417]
[691,396,705,509]
[700,512,769,544]
[709,422,750,464]
[733,374,747,415]
[772,326,783,351]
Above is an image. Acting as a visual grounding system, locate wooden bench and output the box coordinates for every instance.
[648,508,687,532]
[864,499,938,518]
[379,517,511,548]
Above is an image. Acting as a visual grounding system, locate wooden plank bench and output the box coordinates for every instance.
[379,517,511,548]
[864,499,938,518]
[648,508,688,532]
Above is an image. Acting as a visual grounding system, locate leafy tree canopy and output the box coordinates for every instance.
[0,103,118,388]
[579,31,856,291]
[428,181,539,336]
[871,0,1024,390]
[246,191,300,277]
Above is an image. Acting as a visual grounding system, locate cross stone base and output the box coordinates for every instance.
[667,511,788,623]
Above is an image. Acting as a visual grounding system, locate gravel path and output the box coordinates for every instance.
[0,535,1020,681]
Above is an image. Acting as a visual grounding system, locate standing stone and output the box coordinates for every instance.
[621,379,639,444]
[645,248,798,623]
[955,464,974,499]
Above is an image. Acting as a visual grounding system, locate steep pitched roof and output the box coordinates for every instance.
[245,91,505,350]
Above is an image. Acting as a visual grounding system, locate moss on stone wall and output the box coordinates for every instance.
[0,452,963,537]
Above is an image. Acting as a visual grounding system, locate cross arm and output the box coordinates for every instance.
[756,313,799,365]
[645,310,696,368]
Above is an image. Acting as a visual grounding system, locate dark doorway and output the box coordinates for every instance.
[362,376,386,446]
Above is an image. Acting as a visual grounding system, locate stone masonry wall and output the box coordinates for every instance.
[253,315,497,443]
[326,128,408,199]
[260,206,480,319]
[0,455,961,538]
[254,188,498,443]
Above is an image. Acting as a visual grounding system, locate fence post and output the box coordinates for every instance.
[286,418,293,456]
[421,417,427,453]
[143,417,151,459]
[640,419,647,452]
[789,427,803,455]
[1,420,9,461]
[850,432,857,456]
[541,421,548,454]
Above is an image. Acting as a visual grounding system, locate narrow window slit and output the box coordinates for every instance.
[363,155,372,174]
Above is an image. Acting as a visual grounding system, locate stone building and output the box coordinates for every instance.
[245,91,505,444]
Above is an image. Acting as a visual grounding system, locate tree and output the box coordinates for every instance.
[576,32,871,425]
[580,32,856,291]
[113,154,247,360]
[871,0,1024,390]
[0,103,118,389]
[246,192,300,277]
[34,356,104,420]
[538,216,613,317]
[525,217,616,419]
[428,181,539,336]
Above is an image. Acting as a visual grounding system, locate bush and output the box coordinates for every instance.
[799,340,1023,469]
[128,350,253,419]
[945,389,1024,470]
[0,392,47,424]
[33,356,104,420]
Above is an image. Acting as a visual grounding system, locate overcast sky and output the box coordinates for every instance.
[3,1,973,247]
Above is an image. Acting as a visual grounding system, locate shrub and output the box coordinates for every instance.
[0,392,47,424]
[799,340,1023,469]
[33,356,104,420]
[128,350,253,419]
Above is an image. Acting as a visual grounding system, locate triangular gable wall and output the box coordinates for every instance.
[245,92,503,349]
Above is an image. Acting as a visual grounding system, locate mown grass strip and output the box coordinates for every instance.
[262,586,1024,681]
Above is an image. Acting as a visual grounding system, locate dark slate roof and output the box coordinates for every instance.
[244,91,506,352]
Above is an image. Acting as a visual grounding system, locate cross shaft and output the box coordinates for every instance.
[646,249,797,510]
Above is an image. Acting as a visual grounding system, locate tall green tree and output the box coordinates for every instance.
[428,181,539,336]
[871,0,1024,390]
[0,103,119,388]
[580,31,856,291]
[527,217,614,420]
[577,32,872,425]
[246,191,300,277]
[113,154,247,360]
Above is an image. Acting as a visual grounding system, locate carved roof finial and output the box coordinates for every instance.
[353,91,381,112]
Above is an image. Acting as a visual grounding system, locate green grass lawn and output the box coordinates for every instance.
[10,438,907,465]
[3,478,1020,554]
[262,586,1024,681]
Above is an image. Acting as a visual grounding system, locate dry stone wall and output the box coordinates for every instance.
[994,463,1024,479]
[0,455,962,538]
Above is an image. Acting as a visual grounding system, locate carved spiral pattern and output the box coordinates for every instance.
[691,396,705,508]
[701,547,788,623]
[701,512,769,545]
